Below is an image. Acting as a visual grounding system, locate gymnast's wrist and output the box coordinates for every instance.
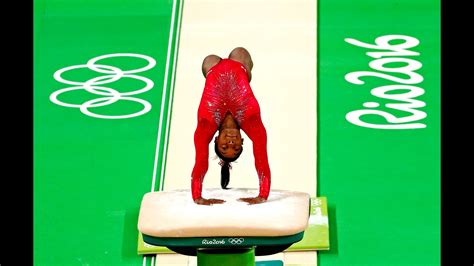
[192,190,202,201]
[193,197,201,203]
[257,194,268,200]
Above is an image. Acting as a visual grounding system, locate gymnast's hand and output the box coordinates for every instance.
[238,196,266,205]
[194,197,226,206]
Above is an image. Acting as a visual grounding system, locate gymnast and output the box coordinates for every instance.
[191,47,271,206]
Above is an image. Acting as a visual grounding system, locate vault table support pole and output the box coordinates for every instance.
[197,247,255,266]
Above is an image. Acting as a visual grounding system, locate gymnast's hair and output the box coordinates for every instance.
[214,142,243,189]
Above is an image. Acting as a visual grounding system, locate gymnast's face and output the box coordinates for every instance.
[215,128,243,159]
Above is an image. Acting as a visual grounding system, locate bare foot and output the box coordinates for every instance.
[194,198,226,206]
[238,196,266,205]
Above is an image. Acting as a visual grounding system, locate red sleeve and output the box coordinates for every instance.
[191,118,217,200]
[240,114,271,199]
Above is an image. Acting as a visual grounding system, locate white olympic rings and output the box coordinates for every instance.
[228,238,245,245]
[50,53,156,119]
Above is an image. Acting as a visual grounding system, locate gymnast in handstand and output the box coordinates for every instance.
[191,47,270,205]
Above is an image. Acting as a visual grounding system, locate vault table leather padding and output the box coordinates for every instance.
[138,188,310,238]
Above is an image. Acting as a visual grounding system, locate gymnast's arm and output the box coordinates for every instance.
[191,118,224,205]
[239,113,271,204]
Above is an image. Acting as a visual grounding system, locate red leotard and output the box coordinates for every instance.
[191,58,271,200]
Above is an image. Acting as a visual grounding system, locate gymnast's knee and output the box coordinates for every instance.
[229,47,253,71]
[202,54,221,77]
[229,47,253,81]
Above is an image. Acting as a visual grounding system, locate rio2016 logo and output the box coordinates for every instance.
[201,239,226,245]
[50,53,156,119]
[344,35,426,129]
[200,238,244,245]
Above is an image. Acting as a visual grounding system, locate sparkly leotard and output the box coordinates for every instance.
[191,59,271,200]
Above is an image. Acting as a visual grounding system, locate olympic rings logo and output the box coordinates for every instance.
[50,53,156,119]
[228,238,244,245]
